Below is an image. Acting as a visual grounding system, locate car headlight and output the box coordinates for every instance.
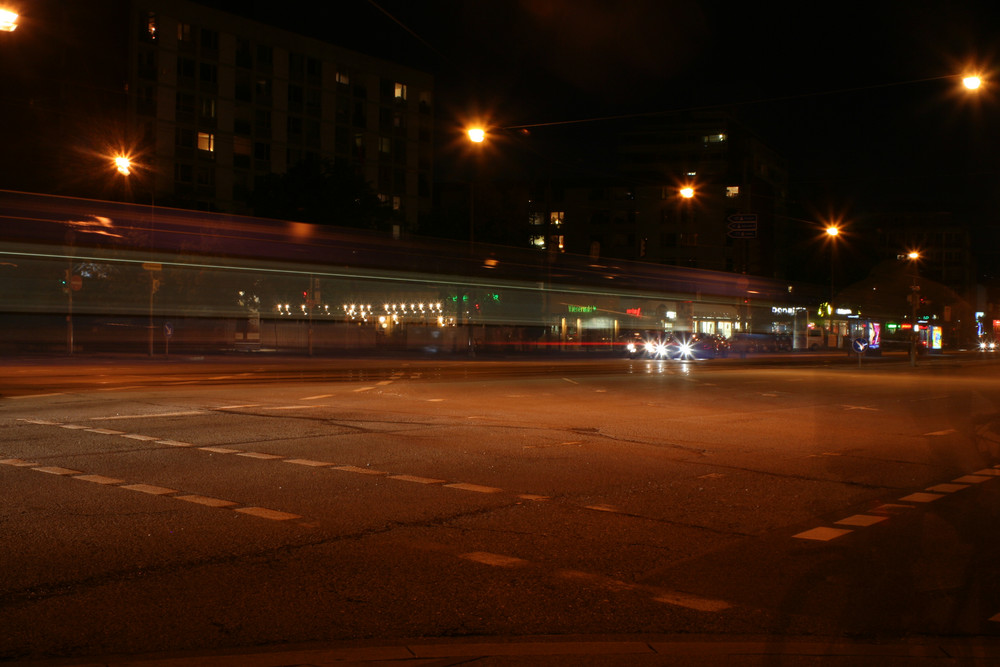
[678,342,693,357]
[655,342,667,357]
[626,343,637,353]
[645,341,655,353]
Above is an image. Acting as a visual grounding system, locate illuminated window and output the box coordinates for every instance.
[529,212,545,226]
[550,211,564,226]
[145,12,157,40]
[177,22,192,42]
[392,196,401,210]
[197,132,215,152]
[530,235,546,249]
[726,186,740,198]
[395,82,407,101]
[703,133,726,144]
[379,137,391,153]
[336,71,350,86]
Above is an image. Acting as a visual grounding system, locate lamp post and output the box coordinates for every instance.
[466,127,485,246]
[825,224,840,348]
[906,250,921,367]
[115,154,159,356]
[0,8,17,31]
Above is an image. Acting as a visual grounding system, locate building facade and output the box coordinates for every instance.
[1,0,434,231]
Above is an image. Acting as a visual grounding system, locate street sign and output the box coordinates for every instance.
[852,338,868,353]
[727,213,758,238]
[727,213,758,223]
[727,229,757,239]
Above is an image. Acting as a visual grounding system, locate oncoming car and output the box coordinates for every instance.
[979,336,997,352]
[666,333,729,360]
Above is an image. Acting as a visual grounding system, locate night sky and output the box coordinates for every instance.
[204,1,1000,240]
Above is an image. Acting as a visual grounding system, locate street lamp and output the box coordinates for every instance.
[906,250,921,367]
[962,75,982,91]
[0,8,17,32]
[114,154,158,356]
[824,223,841,349]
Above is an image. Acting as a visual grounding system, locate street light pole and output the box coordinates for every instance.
[907,251,920,367]
[825,225,840,348]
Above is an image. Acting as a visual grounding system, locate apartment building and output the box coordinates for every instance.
[1,0,434,230]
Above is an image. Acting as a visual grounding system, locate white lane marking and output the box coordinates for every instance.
[157,440,194,447]
[257,405,323,411]
[235,507,301,521]
[73,474,123,485]
[558,569,732,612]
[176,495,238,508]
[445,482,503,494]
[8,393,66,400]
[333,465,387,476]
[926,483,968,493]
[238,452,284,460]
[974,469,1000,476]
[518,494,550,501]
[98,386,142,392]
[121,434,159,441]
[376,380,394,386]
[122,483,177,495]
[842,404,879,411]
[59,424,88,430]
[33,466,82,476]
[426,398,445,402]
[89,411,203,420]
[200,446,241,454]
[18,419,61,425]
[899,492,944,503]
[924,429,957,436]
[793,527,853,541]
[86,428,125,435]
[562,377,579,384]
[586,504,622,513]
[215,404,260,410]
[301,394,333,401]
[353,386,375,393]
[835,514,886,527]
[0,459,38,467]
[524,441,582,449]
[390,474,446,485]
[284,458,333,467]
[461,552,529,567]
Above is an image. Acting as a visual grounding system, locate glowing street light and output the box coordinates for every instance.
[825,224,840,238]
[962,75,982,91]
[114,155,132,176]
[679,186,695,199]
[467,127,486,143]
[0,9,18,32]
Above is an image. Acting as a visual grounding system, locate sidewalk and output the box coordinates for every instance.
[15,635,1000,666]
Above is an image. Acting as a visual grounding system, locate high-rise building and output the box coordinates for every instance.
[0,0,434,231]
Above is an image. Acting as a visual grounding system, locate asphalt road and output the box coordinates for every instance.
[3,353,1000,664]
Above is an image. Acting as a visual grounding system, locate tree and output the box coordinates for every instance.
[250,157,391,230]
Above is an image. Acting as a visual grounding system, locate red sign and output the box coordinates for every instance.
[626,307,641,317]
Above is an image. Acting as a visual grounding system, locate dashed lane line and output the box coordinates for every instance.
[15,418,546,504]
[1,458,302,521]
[459,550,732,612]
[6,393,65,400]
[89,411,204,420]
[794,464,1000,542]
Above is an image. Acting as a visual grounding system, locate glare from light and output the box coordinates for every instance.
[114,156,132,176]
[907,251,920,260]
[825,225,840,238]
[0,9,17,32]
[467,127,486,143]
[679,187,695,199]
[963,75,982,90]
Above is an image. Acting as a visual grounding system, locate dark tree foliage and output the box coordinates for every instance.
[250,157,391,230]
